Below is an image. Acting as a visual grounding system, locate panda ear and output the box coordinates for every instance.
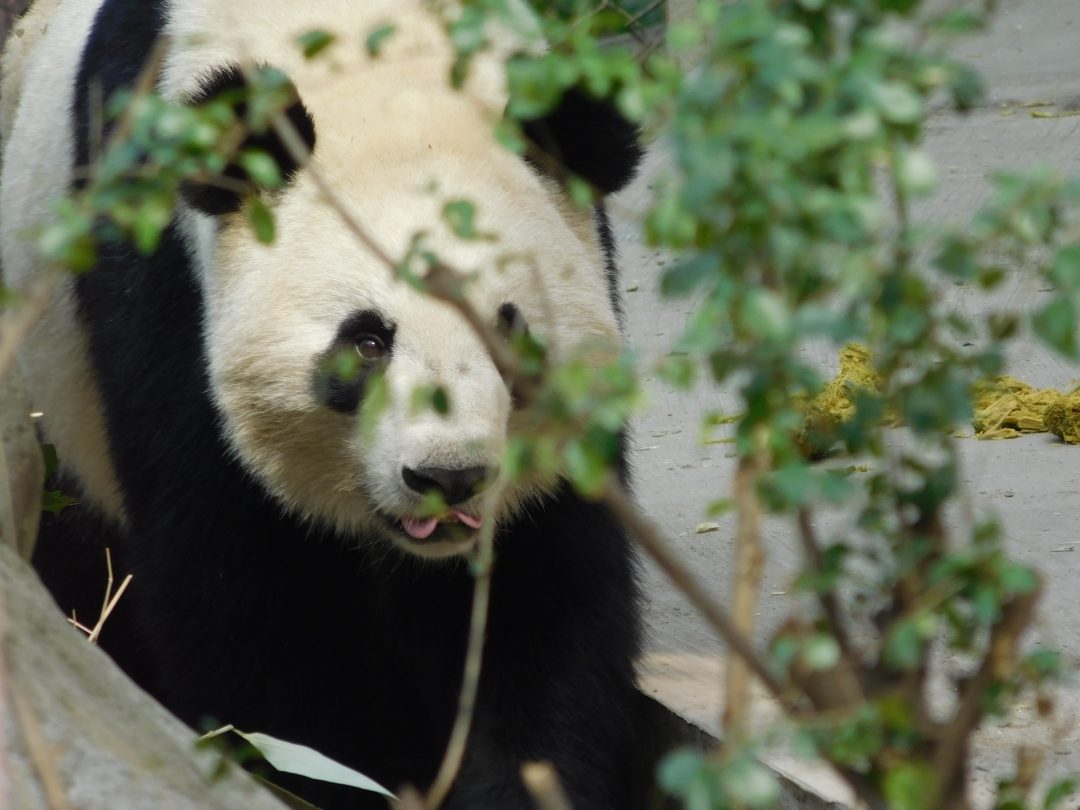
[180,63,317,216]
[520,86,643,197]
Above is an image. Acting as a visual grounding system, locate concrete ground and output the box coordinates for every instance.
[611,0,1080,805]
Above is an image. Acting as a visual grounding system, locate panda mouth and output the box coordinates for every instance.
[399,509,484,542]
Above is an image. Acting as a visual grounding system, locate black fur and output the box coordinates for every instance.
[313,310,397,414]
[38,2,647,808]
[522,85,643,196]
[180,63,317,215]
[71,0,166,190]
[594,205,626,328]
[520,86,640,324]
[497,302,527,336]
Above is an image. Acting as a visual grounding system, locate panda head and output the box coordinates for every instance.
[179,61,640,559]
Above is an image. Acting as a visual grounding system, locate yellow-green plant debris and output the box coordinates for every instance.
[796,344,882,458]
[972,376,1080,443]
[1043,398,1080,443]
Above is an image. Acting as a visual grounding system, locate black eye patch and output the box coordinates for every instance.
[497,303,528,338]
[312,310,396,413]
[496,303,544,410]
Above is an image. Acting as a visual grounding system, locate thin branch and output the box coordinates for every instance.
[796,507,856,665]
[97,546,116,624]
[87,574,132,646]
[65,548,133,644]
[424,517,496,809]
[602,481,789,702]
[66,614,95,636]
[930,586,1039,808]
[0,39,169,384]
[0,269,64,382]
[724,431,767,739]
[260,50,793,775]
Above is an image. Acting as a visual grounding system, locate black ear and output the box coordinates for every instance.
[180,63,317,216]
[521,86,643,196]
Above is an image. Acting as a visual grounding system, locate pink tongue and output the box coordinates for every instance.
[402,516,438,539]
[452,510,483,529]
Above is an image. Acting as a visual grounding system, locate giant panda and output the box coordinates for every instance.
[0,1,646,807]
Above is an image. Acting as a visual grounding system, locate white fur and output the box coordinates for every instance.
[3,0,622,558]
[1,0,128,524]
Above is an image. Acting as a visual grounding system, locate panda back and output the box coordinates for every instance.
[0,0,128,522]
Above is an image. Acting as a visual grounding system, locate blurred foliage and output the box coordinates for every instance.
[19,0,1080,808]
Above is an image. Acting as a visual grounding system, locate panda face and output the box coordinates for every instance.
[196,96,621,559]
[160,0,638,559]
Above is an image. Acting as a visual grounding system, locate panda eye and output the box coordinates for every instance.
[497,303,527,338]
[355,335,387,361]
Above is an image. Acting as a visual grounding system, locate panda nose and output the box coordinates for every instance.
[401,465,493,506]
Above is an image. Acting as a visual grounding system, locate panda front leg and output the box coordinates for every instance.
[438,493,642,810]
[443,680,639,810]
[32,480,161,694]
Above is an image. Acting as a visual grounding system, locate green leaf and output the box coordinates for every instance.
[884,762,936,810]
[949,63,986,111]
[1031,296,1078,359]
[43,489,78,516]
[1024,649,1062,679]
[661,254,716,297]
[658,354,697,389]
[724,758,781,807]
[658,748,705,794]
[431,386,450,415]
[442,199,478,240]
[493,120,526,154]
[1043,778,1077,809]
[297,29,335,60]
[802,635,840,671]
[1050,244,1080,290]
[240,149,283,188]
[741,288,791,343]
[897,149,938,196]
[880,0,918,13]
[567,175,593,208]
[884,617,922,671]
[131,194,174,255]
[931,9,987,35]
[410,384,451,416]
[247,197,275,244]
[564,438,607,498]
[999,563,1036,595]
[229,728,395,797]
[365,25,396,58]
[41,443,59,480]
[871,81,923,124]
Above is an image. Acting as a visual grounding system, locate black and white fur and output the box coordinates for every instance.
[1,1,646,807]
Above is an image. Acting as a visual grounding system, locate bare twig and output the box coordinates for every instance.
[522,761,573,810]
[423,517,496,808]
[66,613,94,636]
[88,574,132,645]
[66,548,133,645]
